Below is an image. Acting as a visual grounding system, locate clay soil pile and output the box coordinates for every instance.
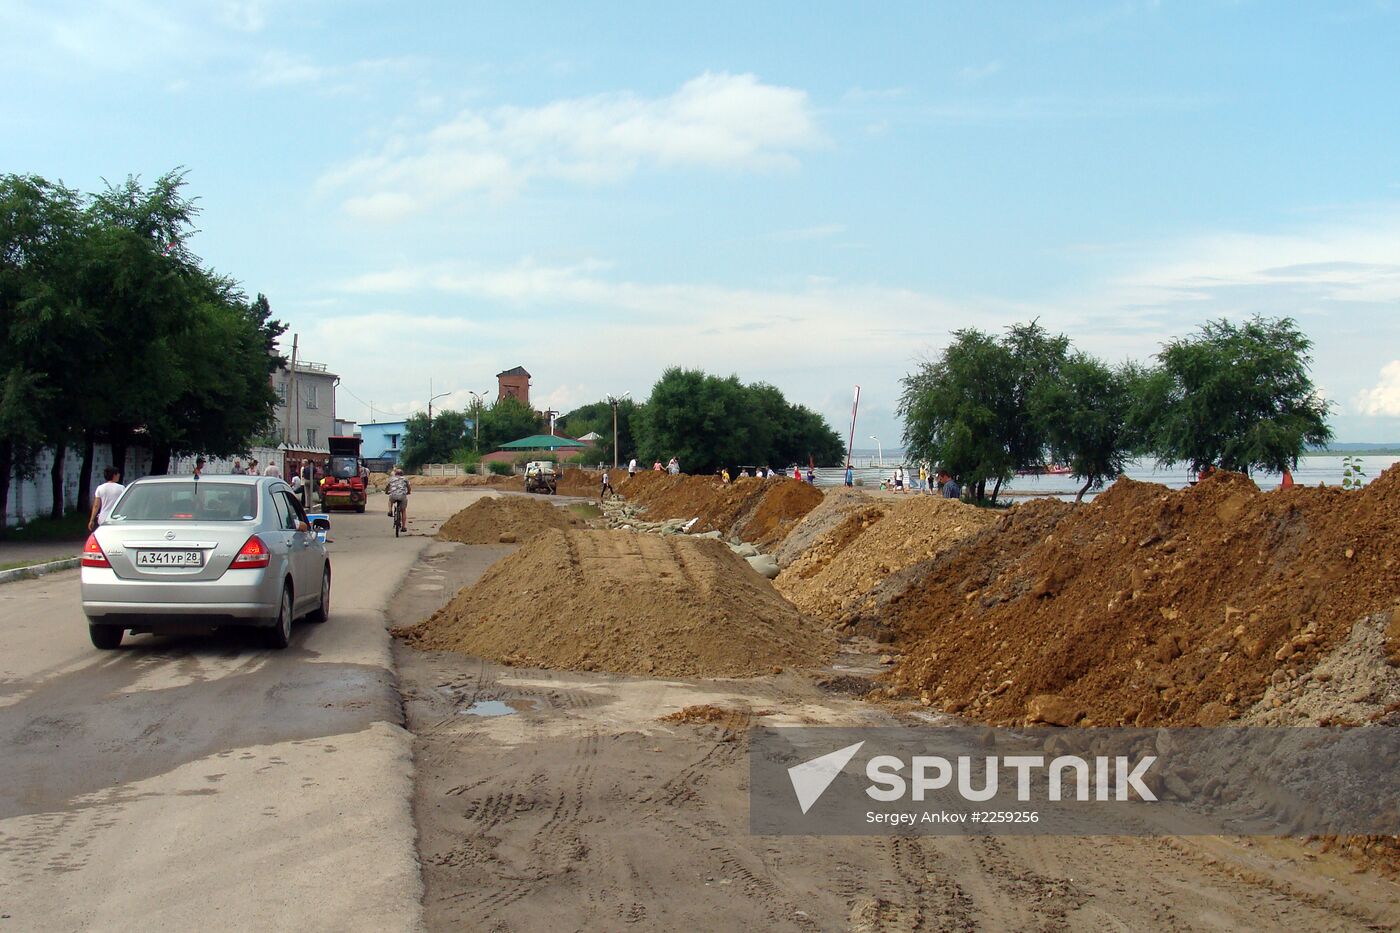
[772,487,883,568]
[436,495,578,544]
[872,469,1400,728]
[555,468,602,497]
[370,472,515,490]
[397,528,834,677]
[777,497,997,621]
[618,473,823,547]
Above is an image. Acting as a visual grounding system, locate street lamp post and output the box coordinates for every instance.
[605,392,630,470]
[427,381,450,466]
[466,390,490,452]
[870,435,883,468]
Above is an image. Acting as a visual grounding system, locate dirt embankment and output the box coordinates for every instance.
[776,497,997,622]
[771,488,883,568]
[436,495,580,545]
[868,469,1400,728]
[396,528,835,677]
[618,473,822,547]
[370,471,516,491]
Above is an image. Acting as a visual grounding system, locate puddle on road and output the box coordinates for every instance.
[459,697,545,717]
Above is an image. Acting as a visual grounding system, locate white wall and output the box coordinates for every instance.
[4,444,282,527]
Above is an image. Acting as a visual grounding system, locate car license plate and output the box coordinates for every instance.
[136,549,204,567]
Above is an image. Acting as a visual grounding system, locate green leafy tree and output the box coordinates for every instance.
[0,174,87,520]
[558,398,638,467]
[1033,355,1145,502]
[477,396,544,450]
[631,368,843,474]
[900,322,1069,502]
[1137,316,1331,474]
[400,409,471,472]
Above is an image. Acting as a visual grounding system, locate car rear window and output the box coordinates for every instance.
[109,482,259,522]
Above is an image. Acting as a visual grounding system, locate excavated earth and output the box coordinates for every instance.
[776,496,998,621]
[618,473,823,548]
[396,528,834,677]
[435,494,581,545]
[860,468,1400,731]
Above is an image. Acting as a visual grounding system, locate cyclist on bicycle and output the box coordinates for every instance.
[386,467,411,528]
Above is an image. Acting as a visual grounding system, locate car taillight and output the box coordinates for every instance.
[81,534,110,568]
[231,535,271,569]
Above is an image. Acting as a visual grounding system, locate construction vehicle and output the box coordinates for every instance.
[319,436,368,512]
[523,460,558,495]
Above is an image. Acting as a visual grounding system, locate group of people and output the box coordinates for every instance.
[229,457,281,478]
[884,463,961,498]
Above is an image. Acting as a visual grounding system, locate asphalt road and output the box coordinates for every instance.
[0,490,467,931]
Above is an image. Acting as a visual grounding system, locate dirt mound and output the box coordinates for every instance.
[878,468,1400,727]
[776,497,997,621]
[370,472,515,490]
[397,528,835,677]
[436,495,578,544]
[618,473,823,547]
[773,488,881,568]
[555,468,602,497]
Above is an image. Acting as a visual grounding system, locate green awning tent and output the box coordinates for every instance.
[497,434,589,450]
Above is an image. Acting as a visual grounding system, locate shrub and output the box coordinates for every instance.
[488,461,514,476]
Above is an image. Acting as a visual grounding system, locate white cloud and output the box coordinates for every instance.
[217,0,268,32]
[770,223,845,241]
[957,60,1003,84]
[1355,362,1400,417]
[317,72,823,217]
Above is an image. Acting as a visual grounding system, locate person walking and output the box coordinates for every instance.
[844,465,854,487]
[893,466,904,494]
[299,459,315,509]
[263,459,281,478]
[653,459,663,472]
[806,466,816,485]
[88,466,125,531]
[668,457,680,475]
[193,457,205,479]
[600,469,615,501]
[628,456,638,478]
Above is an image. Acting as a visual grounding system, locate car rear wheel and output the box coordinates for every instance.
[89,623,124,650]
[262,585,293,649]
[306,565,330,624]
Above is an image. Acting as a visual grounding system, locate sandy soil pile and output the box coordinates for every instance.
[369,472,515,490]
[772,488,882,568]
[436,495,579,544]
[555,468,605,497]
[776,497,997,621]
[873,469,1400,727]
[618,473,823,547]
[397,529,834,677]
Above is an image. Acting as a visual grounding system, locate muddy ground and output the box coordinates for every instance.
[389,492,1400,932]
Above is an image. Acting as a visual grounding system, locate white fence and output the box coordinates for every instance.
[4,445,283,528]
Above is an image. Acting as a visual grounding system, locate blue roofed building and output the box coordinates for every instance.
[359,420,408,469]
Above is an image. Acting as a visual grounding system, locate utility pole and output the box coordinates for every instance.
[426,379,449,467]
[605,392,630,470]
[287,334,299,446]
[467,390,490,453]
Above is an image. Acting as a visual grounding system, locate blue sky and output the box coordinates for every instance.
[5,0,1400,447]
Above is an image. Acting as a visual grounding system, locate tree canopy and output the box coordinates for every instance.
[1137,316,1331,473]
[0,170,284,525]
[400,409,472,472]
[631,367,844,474]
[900,314,1332,502]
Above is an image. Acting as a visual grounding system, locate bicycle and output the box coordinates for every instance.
[391,497,406,537]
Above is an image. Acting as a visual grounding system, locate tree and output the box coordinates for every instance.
[0,174,89,518]
[477,396,544,450]
[1138,316,1331,474]
[631,368,843,474]
[559,398,638,467]
[400,409,471,472]
[1032,355,1145,502]
[900,322,1069,502]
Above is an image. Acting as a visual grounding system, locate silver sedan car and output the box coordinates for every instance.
[80,475,331,650]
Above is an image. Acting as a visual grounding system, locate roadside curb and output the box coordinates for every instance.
[0,557,80,585]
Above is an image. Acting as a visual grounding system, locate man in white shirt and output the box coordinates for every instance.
[88,467,125,531]
[263,460,281,478]
[628,457,637,477]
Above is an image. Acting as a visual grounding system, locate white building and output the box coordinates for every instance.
[272,360,338,450]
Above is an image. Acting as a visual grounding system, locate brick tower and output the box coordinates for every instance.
[496,366,531,406]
